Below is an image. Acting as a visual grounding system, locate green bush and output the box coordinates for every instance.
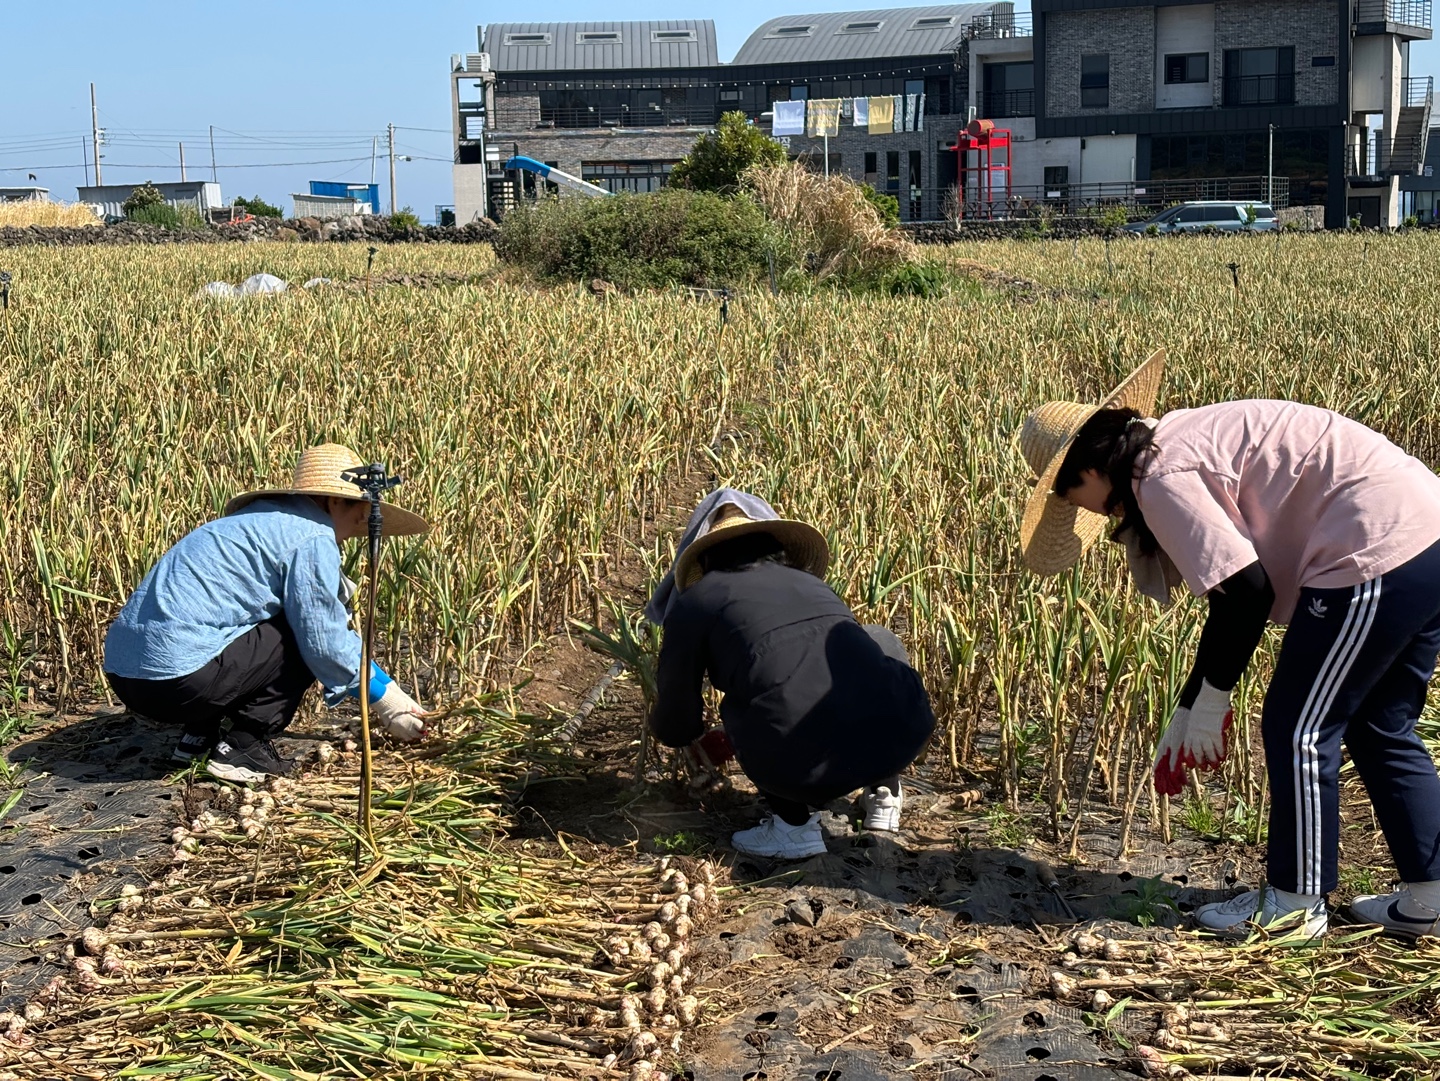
[859,185,900,228]
[495,188,775,289]
[875,262,948,297]
[669,111,786,194]
[128,202,180,229]
[390,206,422,233]
[122,183,166,216]
[233,195,283,218]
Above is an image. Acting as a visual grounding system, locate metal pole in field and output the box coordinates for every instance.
[1268,123,1274,205]
[81,137,89,187]
[179,142,186,182]
[90,83,103,185]
[209,125,217,182]
[371,136,378,185]
[388,123,397,215]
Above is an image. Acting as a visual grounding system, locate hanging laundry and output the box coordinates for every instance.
[852,97,870,128]
[892,95,904,132]
[772,99,805,136]
[867,96,894,135]
[916,94,926,131]
[806,98,842,137]
[904,94,918,132]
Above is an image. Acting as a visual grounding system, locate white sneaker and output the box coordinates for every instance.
[731,814,827,859]
[861,785,903,832]
[1349,885,1440,938]
[1193,886,1328,936]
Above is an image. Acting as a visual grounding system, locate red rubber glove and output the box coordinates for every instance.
[695,727,734,766]
[1153,681,1233,796]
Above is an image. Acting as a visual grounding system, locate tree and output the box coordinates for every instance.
[233,195,283,218]
[122,183,166,216]
[669,111,787,194]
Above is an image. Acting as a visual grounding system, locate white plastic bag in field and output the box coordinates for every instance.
[239,273,287,295]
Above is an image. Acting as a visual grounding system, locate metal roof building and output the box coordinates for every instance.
[482,21,719,71]
[731,5,1000,65]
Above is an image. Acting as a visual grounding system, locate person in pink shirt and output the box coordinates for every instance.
[1019,350,1440,938]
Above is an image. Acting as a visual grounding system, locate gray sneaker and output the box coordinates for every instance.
[1193,886,1328,937]
[1348,886,1440,938]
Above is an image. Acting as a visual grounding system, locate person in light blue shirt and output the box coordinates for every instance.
[104,444,430,783]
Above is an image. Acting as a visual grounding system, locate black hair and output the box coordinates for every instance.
[1052,407,1161,554]
[697,530,789,575]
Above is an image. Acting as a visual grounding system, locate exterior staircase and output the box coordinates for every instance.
[1384,77,1434,174]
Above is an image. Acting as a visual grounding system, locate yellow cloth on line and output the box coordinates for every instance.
[807,98,842,136]
[867,96,894,135]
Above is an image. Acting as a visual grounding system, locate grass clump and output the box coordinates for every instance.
[495,187,773,289]
[0,200,102,228]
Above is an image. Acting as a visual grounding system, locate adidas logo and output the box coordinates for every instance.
[1308,597,1328,619]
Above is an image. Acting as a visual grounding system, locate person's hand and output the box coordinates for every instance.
[695,727,734,767]
[1152,681,1233,796]
[373,683,427,742]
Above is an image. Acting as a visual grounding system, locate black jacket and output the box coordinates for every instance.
[650,561,935,805]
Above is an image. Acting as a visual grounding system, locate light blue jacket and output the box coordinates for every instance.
[103,496,390,705]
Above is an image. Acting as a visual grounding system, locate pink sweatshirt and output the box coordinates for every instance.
[1134,400,1440,624]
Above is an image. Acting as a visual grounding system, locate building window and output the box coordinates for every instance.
[1312,55,1335,66]
[982,62,1034,117]
[651,29,697,42]
[502,32,552,46]
[1081,55,1109,108]
[839,20,883,33]
[864,151,878,181]
[790,86,809,100]
[1223,47,1295,106]
[1165,53,1209,84]
[767,24,814,37]
[886,150,901,193]
[909,15,955,29]
[1044,166,1069,189]
[577,31,621,43]
[908,149,923,219]
[719,89,741,102]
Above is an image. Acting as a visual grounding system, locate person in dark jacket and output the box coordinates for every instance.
[648,498,936,859]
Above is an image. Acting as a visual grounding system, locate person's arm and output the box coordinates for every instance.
[1178,560,1274,708]
[649,601,708,748]
[282,536,391,707]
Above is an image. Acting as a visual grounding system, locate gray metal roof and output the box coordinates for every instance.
[483,21,719,71]
[731,3,1007,65]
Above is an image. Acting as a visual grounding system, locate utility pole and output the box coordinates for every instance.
[90,82,103,185]
[179,142,187,182]
[371,135,378,185]
[209,125,217,182]
[388,123,397,215]
[1267,124,1275,206]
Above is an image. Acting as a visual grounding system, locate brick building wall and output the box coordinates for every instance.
[1044,8,1157,117]
[487,128,702,181]
[1214,0,1339,107]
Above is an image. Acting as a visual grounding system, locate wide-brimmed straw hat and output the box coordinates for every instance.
[673,509,829,593]
[223,443,429,537]
[1018,349,1166,576]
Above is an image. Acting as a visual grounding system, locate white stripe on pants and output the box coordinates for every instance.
[1290,577,1381,895]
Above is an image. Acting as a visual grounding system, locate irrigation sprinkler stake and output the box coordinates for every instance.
[1226,261,1241,292]
[365,246,379,295]
[718,289,730,329]
[0,271,11,312]
[340,461,403,867]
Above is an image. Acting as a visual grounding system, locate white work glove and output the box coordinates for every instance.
[1153,679,1233,796]
[373,682,428,742]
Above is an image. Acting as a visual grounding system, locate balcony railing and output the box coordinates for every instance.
[1405,75,1435,108]
[1222,74,1296,107]
[980,89,1035,118]
[967,11,1033,37]
[489,102,719,131]
[1355,0,1432,26]
[941,175,1291,221]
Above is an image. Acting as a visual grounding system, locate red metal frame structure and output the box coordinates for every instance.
[948,119,1012,219]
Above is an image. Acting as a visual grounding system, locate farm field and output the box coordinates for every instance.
[2,233,1440,1079]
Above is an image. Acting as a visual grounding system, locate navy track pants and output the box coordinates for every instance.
[1263,538,1440,895]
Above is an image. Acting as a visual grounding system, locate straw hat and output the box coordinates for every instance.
[223,443,429,537]
[673,509,829,594]
[1018,349,1166,575]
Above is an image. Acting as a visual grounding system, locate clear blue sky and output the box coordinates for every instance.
[3,3,1435,222]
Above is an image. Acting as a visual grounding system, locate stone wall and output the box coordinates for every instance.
[1045,8,1157,118]
[0,216,497,249]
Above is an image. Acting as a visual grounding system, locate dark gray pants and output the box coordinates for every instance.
[761,624,908,826]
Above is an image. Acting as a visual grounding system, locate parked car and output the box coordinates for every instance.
[1125,201,1279,234]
